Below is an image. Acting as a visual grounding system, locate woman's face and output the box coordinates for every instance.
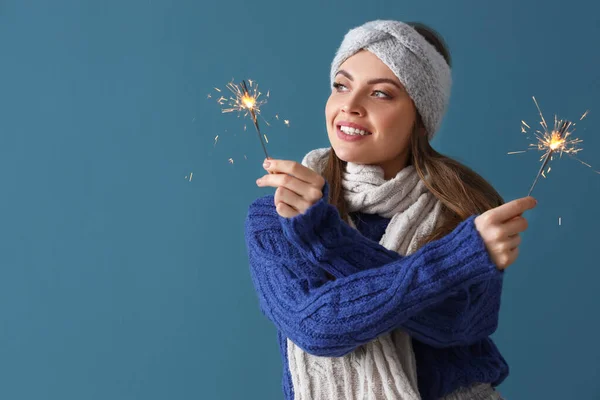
[325,49,418,179]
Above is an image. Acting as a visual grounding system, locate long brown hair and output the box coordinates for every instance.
[322,22,505,248]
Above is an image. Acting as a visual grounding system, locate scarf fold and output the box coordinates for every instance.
[301,147,444,256]
[284,147,445,400]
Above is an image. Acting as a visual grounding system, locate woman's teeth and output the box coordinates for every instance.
[340,126,371,136]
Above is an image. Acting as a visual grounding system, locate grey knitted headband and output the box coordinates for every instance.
[330,20,451,140]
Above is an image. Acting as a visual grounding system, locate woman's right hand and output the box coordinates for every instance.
[474,196,537,270]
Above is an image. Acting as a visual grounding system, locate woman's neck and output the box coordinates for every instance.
[378,152,410,180]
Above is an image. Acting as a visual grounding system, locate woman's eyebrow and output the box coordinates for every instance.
[335,70,403,90]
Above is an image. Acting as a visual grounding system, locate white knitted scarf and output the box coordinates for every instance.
[285,147,444,400]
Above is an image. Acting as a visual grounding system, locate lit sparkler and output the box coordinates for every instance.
[220,79,270,160]
[508,96,599,196]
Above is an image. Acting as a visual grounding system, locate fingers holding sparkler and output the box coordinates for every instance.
[256,159,326,218]
[474,196,537,270]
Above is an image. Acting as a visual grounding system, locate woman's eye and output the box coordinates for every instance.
[332,83,390,99]
[373,90,390,98]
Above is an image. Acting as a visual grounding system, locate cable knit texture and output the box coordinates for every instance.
[283,147,441,399]
[306,147,444,256]
[330,20,452,139]
[244,149,509,399]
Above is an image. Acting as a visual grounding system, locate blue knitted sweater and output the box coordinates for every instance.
[244,182,509,400]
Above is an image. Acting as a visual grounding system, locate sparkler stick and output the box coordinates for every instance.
[240,80,270,161]
[527,151,552,197]
[217,78,276,173]
[208,78,290,170]
[527,120,570,196]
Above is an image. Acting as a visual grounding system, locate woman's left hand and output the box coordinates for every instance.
[256,158,326,218]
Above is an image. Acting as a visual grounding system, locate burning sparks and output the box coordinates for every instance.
[220,79,267,120]
[208,79,292,165]
[275,114,290,127]
[508,96,599,196]
[213,79,270,160]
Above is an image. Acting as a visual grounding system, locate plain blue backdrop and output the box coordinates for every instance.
[1,1,599,399]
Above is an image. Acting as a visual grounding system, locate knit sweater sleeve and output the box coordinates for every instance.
[245,189,502,357]
[277,181,505,349]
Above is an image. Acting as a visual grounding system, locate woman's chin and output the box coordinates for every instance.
[329,137,371,164]
[333,148,366,164]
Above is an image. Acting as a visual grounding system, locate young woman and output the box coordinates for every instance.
[245,20,536,400]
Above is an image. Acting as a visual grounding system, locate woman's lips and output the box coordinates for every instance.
[336,125,371,142]
[337,121,372,133]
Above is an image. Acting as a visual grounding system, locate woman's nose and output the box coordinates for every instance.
[342,98,365,115]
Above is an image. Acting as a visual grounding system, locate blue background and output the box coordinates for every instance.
[1,0,599,399]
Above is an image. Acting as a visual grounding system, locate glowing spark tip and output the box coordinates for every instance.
[513,97,598,195]
[580,110,589,120]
